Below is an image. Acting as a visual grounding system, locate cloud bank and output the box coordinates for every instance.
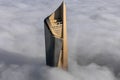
[0,0,120,80]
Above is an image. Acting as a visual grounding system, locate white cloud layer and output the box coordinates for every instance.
[0,0,120,80]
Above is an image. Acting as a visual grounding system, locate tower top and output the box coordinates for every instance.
[44,1,68,70]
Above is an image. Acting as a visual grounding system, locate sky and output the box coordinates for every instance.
[0,0,120,80]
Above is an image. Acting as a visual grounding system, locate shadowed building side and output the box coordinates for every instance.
[44,2,68,70]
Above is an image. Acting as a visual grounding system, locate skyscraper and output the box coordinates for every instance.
[44,2,68,70]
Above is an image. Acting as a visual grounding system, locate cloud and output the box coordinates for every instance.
[0,0,120,80]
